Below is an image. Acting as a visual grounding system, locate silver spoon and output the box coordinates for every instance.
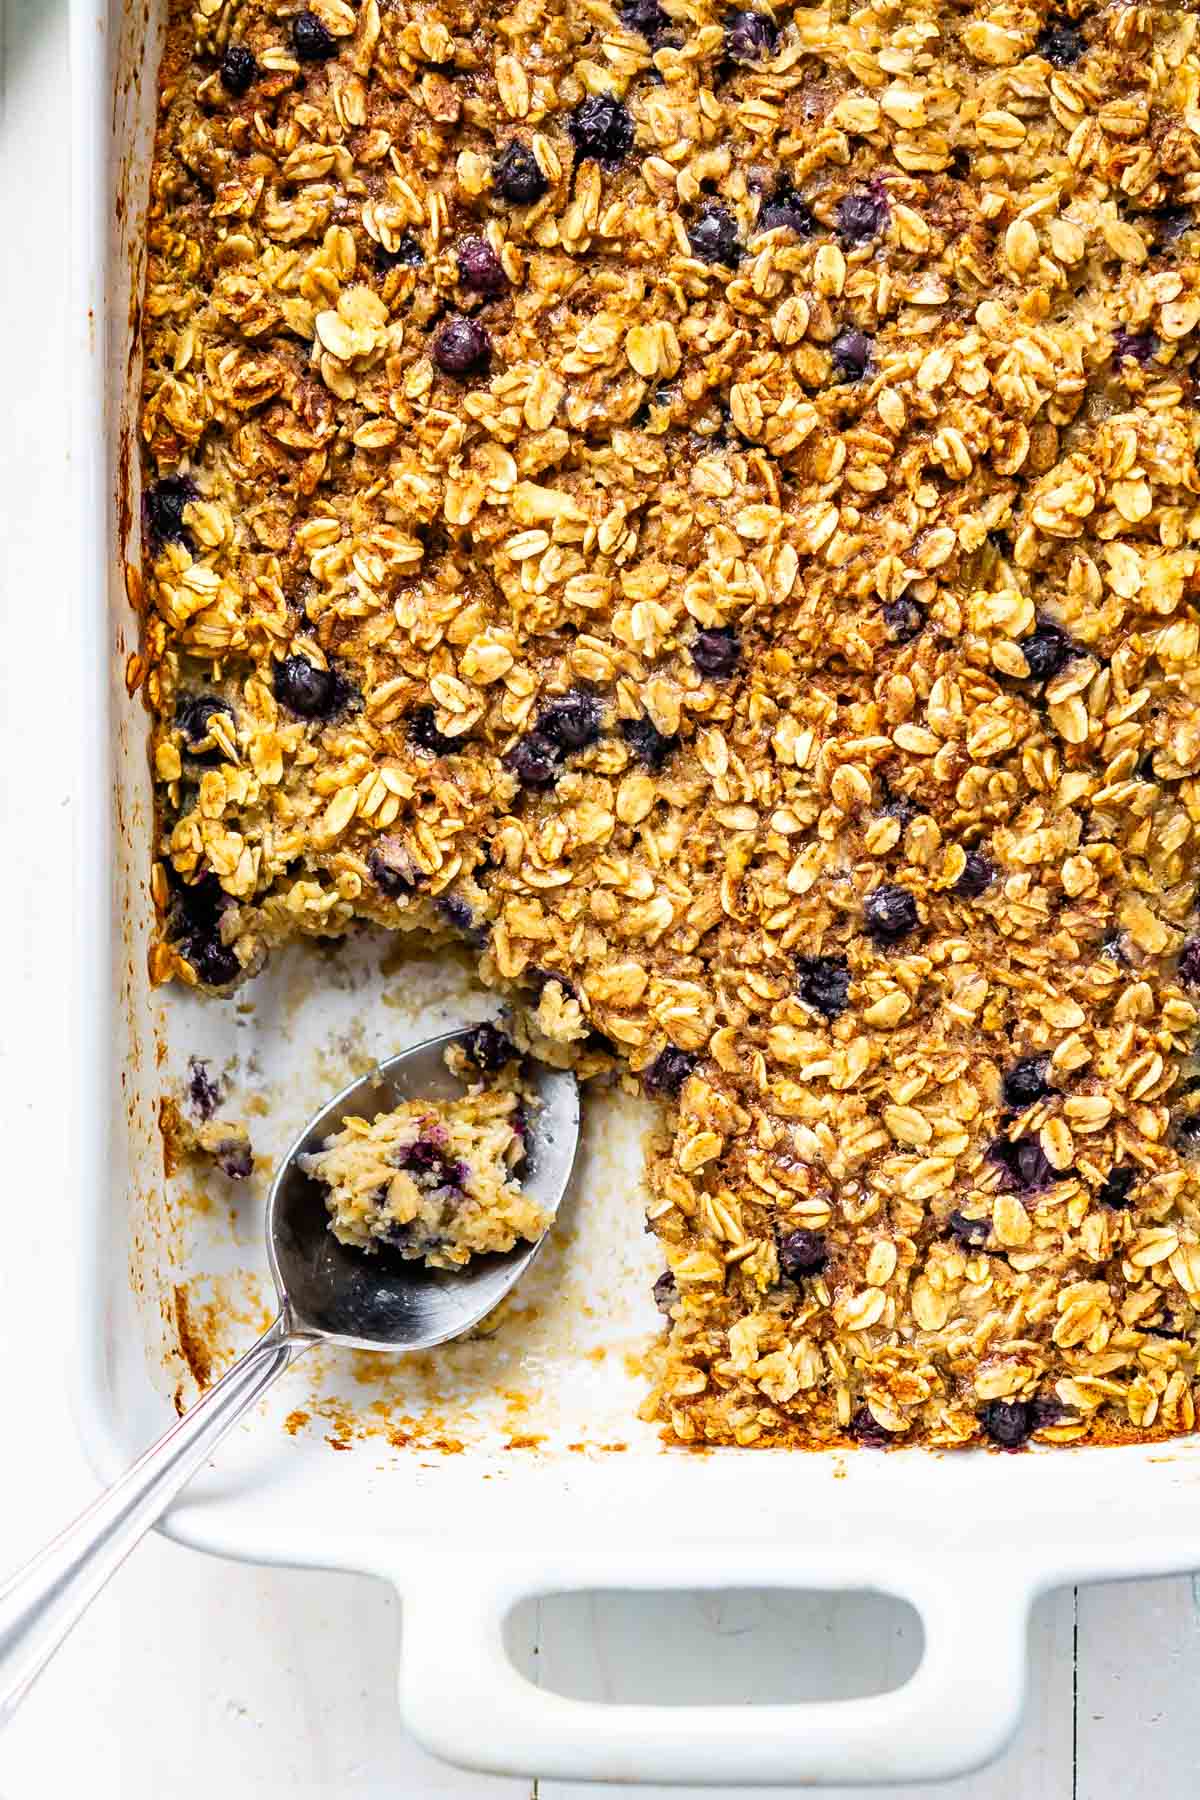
[0,1026,579,1726]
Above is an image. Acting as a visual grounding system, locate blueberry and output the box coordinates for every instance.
[725,9,778,62]
[220,45,258,96]
[569,94,634,167]
[460,1021,517,1072]
[176,694,234,765]
[1179,938,1200,988]
[688,205,742,265]
[879,781,916,828]
[145,474,197,546]
[1113,327,1157,366]
[366,839,417,898]
[947,1209,990,1249]
[538,689,601,750]
[432,316,490,376]
[979,1399,1032,1449]
[1029,1393,1066,1431]
[293,11,336,61]
[643,1045,697,1096]
[690,626,740,677]
[215,1138,253,1181]
[988,1134,1057,1192]
[864,883,919,944]
[1035,18,1084,68]
[1003,1056,1053,1109]
[620,714,679,770]
[457,236,506,294]
[187,1057,220,1121]
[506,730,563,788]
[777,1228,828,1279]
[1153,206,1193,244]
[397,1138,462,1187]
[851,1407,891,1448]
[653,1270,679,1313]
[408,705,459,755]
[882,597,924,643]
[1018,622,1073,681]
[374,232,423,271]
[831,328,873,381]
[436,893,482,939]
[622,0,670,39]
[169,874,240,988]
[796,954,850,1020]
[955,849,995,897]
[273,653,337,720]
[494,140,548,205]
[527,966,576,1001]
[756,187,815,237]
[836,187,888,244]
[1098,1165,1137,1209]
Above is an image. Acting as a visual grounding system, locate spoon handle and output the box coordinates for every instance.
[0,1312,303,1727]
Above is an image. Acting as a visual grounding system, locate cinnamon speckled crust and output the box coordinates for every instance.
[140,0,1200,1449]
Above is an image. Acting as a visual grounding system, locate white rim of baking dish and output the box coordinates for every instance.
[65,2,1200,1784]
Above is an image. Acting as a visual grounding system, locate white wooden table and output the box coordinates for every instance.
[1,2,1198,1792]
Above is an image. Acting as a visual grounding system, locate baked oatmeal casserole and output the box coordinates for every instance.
[138,0,1200,1452]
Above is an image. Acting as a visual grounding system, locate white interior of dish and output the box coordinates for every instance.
[78,0,1200,1596]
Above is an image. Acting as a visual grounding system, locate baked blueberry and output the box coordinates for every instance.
[273,653,337,720]
[457,236,506,294]
[691,626,740,677]
[569,94,634,166]
[176,694,234,765]
[831,328,872,381]
[882,597,925,643]
[622,0,670,40]
[1034,17,1084,67]
[219,45,258,96]
[980,1399,1032,1449]
[169,874,240,988]
[796,954,851,1020]
[145,474,197,546]
[947,1209,990,1249]
[864,883,919,944]
[1098,1166,1137,1209]
[688,206,742,265]
[1017,622,1073,681]
[988,1134,1057,1192]
[215,1138,253,1180]
[1113,327,1157,366]
[851,1407,891,1448]
[432,316,490,376]
[836,187,888,244]
[374,232,423,271]
[494,140,548,204]
[407,705,459,755]
[725,9,778,62]
[506,730,563,788]
[955,849,995,897]
[538,689,601,750]
[461,1021,517,1072]
[643,1045,697,1096]
[1153,207,1193,244]
[1179,938,1200,988]
[620,714,679,769]
[756,186,815,237]
[777,1228,828,1279]
[1030,1393,1066,1431]
[1003,1056,1053,1109]
[292,11,336,61]
[366,839,417,898]
[653,1270,679,1313]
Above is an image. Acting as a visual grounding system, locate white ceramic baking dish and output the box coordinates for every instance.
[71,1,1200,1785]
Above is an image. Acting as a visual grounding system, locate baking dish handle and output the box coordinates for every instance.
[395,1558,1033,1786]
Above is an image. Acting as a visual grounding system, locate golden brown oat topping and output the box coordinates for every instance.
[142,0,1200,1449]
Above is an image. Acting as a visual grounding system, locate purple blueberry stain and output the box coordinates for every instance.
[653,1270,679,1313]
[460,1021,517,1073]
[215,1138,253,1181]
[374,232,423,271]
[1178,937,1200,988]
[408,704,460,755]
[620,714,679,770]
[725,9,778,62]
[622,0,670,40]
[955,849,995,897]
[1113,327,1157,367]
[506,730,564,789]
[366,838,418,898]
[538,689,602,750]
[756,186,815,238]
[851,1407,891,1448]
[987,1134,1058,1193]
[187,1057,220,1122]
[836,186,888,245]
[947,1209,990,1249]
[882,597,925,643]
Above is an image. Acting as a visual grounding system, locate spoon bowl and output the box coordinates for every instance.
[268,1026,580,1351]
